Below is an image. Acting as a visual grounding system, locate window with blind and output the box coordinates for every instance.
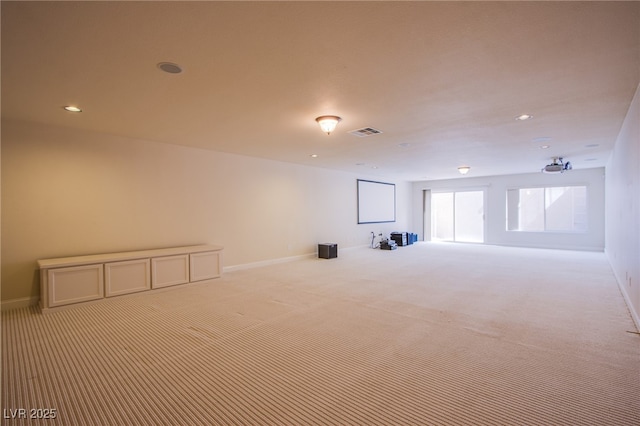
[506,186,587,232]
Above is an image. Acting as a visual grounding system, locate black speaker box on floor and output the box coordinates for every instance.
[390,232,408,246]
[318,243,338,259]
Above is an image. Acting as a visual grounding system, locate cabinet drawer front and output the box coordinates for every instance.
[190,251,221,282]
[151,255,189,288]
[48,264,104,307]
[105,259,151,297]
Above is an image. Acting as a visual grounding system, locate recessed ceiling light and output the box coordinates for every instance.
[63,105,82,112]
[398,142,411,148]
[585,144,599,148]
[516,114,533,121]
[310,154,318,158]
[539,145,550,149]
[371,165,379,169]
[157,62,183,74]
[532,136,551,143]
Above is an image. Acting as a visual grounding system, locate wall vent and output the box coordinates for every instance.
[349,127,383,137]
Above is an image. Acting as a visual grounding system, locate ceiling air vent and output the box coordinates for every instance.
[348,127,383,138]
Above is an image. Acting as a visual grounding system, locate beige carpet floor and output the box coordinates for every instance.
[2,243,639,425]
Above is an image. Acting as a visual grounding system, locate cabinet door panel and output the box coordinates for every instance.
[48,264,104,307]
[105,259,151,297]
[152,255,189,288]
[190,251,221,282]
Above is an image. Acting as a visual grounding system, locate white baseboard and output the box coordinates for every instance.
[1,296,39,311]
[605,250,640,331]
[615,275,640,332]
[490,241,604,252]
[224,252,316,273]
[223,246,366,273]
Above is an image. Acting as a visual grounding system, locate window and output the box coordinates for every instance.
[506,186,587,232]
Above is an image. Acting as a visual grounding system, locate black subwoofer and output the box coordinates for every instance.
[318,243,338,259]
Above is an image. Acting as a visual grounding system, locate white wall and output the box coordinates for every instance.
[605,84,640,328]
[1,120,411,305]
[411,168,605,251]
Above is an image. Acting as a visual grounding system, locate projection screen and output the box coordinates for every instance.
[357,179,396,224]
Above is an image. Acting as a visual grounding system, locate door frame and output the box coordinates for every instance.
[423,187,487,243]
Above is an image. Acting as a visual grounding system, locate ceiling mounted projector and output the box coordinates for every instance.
[542,157,572,174]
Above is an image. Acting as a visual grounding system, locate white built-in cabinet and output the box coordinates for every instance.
[105,259,151,297]
[190,251,222,282]
[151,255,190,289]
[47,264,104,308]
[38,245,223,312]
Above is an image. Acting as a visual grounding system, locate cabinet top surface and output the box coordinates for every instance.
[38,245,223,269]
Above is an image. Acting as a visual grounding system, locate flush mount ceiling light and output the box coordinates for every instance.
[157,62,183,74]
[458,166,471,175]
[63,105,82,112]
[516,114,533,121]
[315,115,342,135]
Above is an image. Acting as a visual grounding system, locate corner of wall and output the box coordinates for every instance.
[604,83,640,331]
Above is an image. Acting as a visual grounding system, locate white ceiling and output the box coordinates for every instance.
[2,1,639,181]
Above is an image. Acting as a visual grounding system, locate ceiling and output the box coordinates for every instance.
[2,1,639,181]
